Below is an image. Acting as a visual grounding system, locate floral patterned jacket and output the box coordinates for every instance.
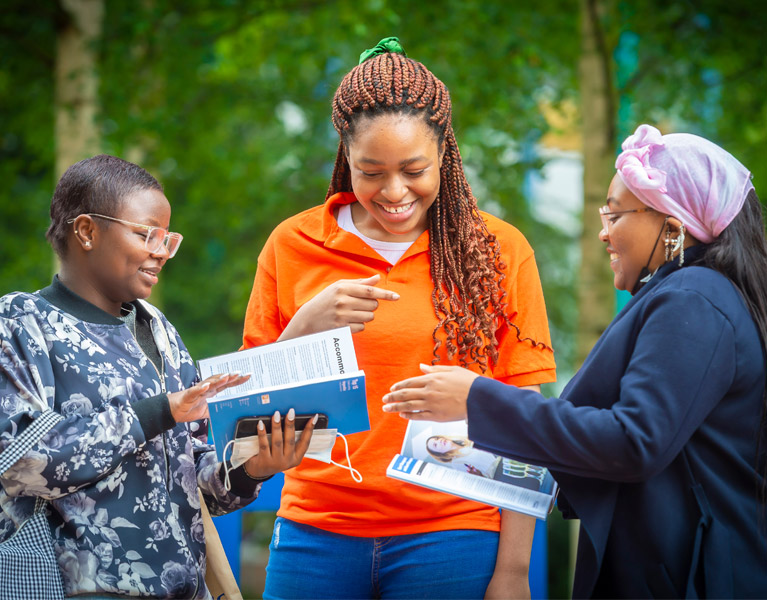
[0,283,260,598]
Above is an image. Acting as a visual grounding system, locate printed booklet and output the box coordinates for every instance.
[386,420,558,519]
[197,327,370,461]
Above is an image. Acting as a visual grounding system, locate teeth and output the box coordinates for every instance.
[610,253,619,261]
[380,202,413,214]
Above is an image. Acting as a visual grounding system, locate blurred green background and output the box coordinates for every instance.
[1,0,765,597]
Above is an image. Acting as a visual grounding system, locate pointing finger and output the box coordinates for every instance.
[352,274,381,286]
[346,283,399,302]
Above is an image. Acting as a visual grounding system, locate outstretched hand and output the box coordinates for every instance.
[243,409,316,479]
[280,274,399,339]
[168,373,251,423]
[382,364,479,422]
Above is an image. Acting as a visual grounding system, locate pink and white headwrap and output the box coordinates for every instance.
[615,124,754,243]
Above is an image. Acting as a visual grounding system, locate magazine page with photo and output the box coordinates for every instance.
[389,419,559,519]
[405,420,501,478]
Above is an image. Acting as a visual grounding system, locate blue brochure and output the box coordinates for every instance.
[207,370,368,461]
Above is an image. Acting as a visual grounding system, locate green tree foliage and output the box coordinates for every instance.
[1,2,763,598]
[94,0,580,359]
[611,0,767,186]
[2,0,763,375]
[0,3,58,291]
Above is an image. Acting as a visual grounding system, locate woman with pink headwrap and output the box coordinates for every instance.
[383,124,767,598]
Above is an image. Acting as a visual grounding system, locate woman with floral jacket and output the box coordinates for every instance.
[0,155,314,598]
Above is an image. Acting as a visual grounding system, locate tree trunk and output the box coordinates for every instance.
[569,0,618,594]
[55,0,103,179]
[577,0,616,366]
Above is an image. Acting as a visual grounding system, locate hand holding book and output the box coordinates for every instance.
[238,408,316,480]
[198,327,370,463]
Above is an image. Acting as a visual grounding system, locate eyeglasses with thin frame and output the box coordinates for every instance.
[67,214,183,258]
[599,206,655,232]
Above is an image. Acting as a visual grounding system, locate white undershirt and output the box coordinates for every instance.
[336,203,414,265]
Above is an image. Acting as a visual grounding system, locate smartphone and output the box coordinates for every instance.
[234,413,328,438]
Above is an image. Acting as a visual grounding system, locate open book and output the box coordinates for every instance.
[198,327,370,461]
[386,420,558,520]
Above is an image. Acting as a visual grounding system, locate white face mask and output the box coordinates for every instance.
[222,429,361,491]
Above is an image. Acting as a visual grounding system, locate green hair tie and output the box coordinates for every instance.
[358,36,407,65]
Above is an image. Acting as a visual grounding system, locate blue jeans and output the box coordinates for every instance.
[263,517,499,599]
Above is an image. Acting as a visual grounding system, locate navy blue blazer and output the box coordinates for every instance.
[468,249,767,598]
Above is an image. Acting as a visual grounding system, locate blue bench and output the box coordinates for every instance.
[213,473,549,598]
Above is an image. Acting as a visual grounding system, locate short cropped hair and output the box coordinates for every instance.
[46,154,163,257]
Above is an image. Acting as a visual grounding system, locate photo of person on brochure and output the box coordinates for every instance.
[406,421,500,479]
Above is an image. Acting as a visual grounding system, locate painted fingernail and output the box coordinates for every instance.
[258,420,265,431]
[312,414,319,424]
[274,411,281,423]
[287,408,295,421]
[200,382,210,391]
[391,292,400,300]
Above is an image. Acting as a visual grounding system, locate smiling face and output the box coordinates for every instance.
[346,113,443,242]
[601,175,669,292]
[78,188,173,315]
[427,436,456,455]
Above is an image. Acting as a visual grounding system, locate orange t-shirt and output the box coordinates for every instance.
[242,192,556,537]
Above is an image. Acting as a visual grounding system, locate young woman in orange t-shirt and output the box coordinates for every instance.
[242,37,556,599]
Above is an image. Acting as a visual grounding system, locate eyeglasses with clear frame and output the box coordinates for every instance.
[67,214,184,258]
[599,206,655,232]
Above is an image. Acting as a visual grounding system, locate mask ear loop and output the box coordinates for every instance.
[631,217,669,295]
[225,433,363,488]
[222,438,238,492]
[330,432,363,482]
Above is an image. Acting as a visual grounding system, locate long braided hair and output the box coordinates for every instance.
[328,49,549,371]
